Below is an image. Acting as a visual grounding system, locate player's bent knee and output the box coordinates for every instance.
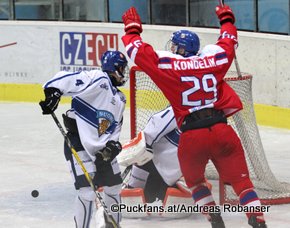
[231,178,254,196]
[184,176,207,190]
[103,184,122,196]
[78,186,96,202]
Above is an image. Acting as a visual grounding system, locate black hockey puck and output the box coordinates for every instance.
[31,190,39,198]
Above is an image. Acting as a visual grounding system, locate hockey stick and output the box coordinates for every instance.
[50,112,119,228]
[218,0,242,78]
[218,0,224,7]
[0,42,17,49]
[121,165,132,180]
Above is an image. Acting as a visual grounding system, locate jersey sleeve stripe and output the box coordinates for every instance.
[43,71,81,88]
[158,63,172,69]
[125,43,138,62]
[216,58,229,65]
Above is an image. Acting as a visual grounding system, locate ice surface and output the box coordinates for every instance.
[0,103,289,227]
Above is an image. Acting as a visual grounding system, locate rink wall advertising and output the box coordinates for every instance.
[59,32,118,71]
[0,21,289,129]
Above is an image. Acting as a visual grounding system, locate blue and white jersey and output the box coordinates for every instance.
[143,106,182,186]
[43,70,126,160]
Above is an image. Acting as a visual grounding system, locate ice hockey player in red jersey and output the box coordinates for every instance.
[121,4,267,228]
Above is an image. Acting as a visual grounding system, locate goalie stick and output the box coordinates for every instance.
[218,0,224,7]
[0,42,17,49]
[121,165,132,179]
[50,112,119,228]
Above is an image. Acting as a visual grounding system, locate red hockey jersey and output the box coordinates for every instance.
[122,22,243,128]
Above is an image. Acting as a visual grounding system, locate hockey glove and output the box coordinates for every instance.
[122,7,143,35]
[98,140,122,162]
[39,87,62,114]
[215,4,235,25]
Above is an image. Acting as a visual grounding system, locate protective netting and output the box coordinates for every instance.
[130,67,290,205]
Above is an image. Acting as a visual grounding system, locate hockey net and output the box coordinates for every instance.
[129,66,290,205]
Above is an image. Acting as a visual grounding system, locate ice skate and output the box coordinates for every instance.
[95,206,106,228]
[248,215,267,228]
[103,211,121,228]
[209,213,225,228]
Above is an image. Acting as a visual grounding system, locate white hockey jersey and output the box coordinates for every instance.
[143,106,182,186]
[43,70,126,161]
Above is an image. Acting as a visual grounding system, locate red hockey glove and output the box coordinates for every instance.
[215,4,235,25]
[122,7,143,35]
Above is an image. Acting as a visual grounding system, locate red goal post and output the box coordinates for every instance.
[129,66,290,205]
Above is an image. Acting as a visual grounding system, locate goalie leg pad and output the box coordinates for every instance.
[161,187,193,218]
[128,165,149,189]
[121,188,148,218]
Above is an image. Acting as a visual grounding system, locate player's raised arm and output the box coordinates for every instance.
[122,6,142,35]
[215,4,238,71]
[121,7,160,76]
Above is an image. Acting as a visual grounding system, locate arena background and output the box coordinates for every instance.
[0,21,289,129]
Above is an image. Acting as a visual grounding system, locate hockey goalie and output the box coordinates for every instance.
[117,106,212,218]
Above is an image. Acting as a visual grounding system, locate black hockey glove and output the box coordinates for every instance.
[97,140,122,162]
[39,87,62,114]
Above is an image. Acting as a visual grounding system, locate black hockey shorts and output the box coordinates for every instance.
[64,132,122,190]
[138,160,170,203]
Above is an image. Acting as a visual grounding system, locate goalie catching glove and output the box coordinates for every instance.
[117,131,153,167]
[39,87,62,114]
[97,140,122,162]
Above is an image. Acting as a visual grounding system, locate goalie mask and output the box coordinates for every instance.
[166,30,200,57]
[101,51,128,86]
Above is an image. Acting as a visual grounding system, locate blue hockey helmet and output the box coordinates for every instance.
[168,30,200,57]
[101,51,128,86]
